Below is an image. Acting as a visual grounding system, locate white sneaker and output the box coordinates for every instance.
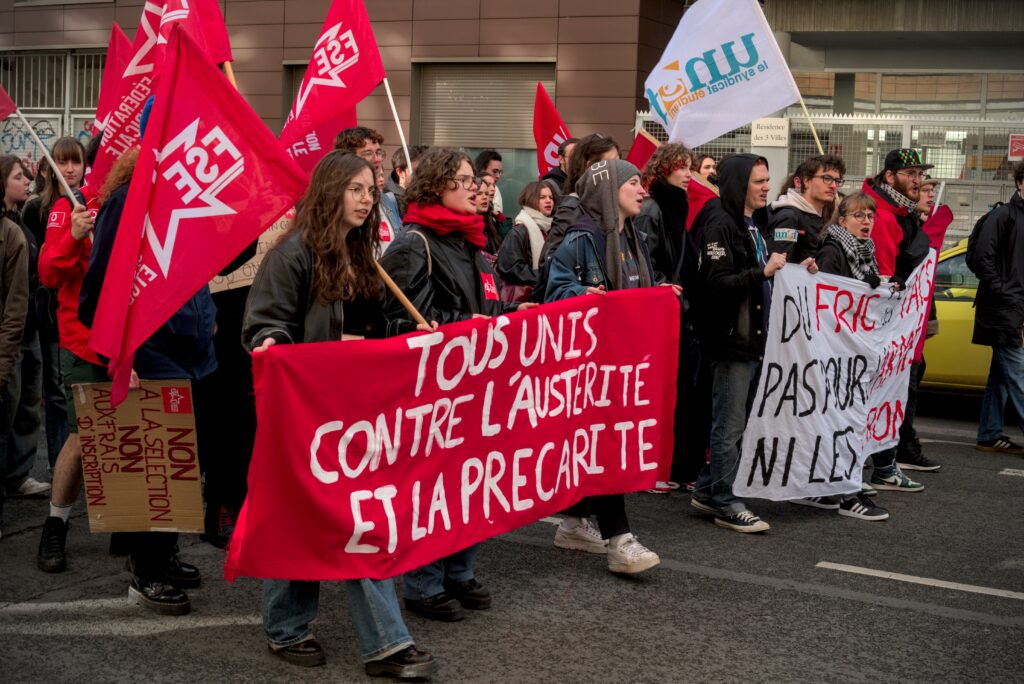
[554,519,607,554]
[607,534,660,574]
[10,477,51,497]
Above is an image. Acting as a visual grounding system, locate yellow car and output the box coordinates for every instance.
[922,239,992,391]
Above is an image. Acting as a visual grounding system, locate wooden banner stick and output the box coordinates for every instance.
[14,109,78,207]
[374,261,428,328]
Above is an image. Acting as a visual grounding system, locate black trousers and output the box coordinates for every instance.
[563,495,629,538]
[127,531,179,581]
[672,326,711,483]
[896,359,925,455]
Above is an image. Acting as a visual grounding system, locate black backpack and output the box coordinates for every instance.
[966,201,1018,274]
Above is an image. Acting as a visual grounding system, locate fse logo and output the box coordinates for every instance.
[291,22,362,118]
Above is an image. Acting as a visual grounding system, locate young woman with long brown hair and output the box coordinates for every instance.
[242,150,436,678]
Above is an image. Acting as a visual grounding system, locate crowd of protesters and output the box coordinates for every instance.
[1,118,1023,679]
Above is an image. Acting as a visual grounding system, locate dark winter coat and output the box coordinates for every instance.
[971,191,1024,348]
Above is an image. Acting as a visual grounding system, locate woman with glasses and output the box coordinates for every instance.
[811,192,892,521]
[380,148,533,621]
[768,154,846,263]
[242,151,436,677]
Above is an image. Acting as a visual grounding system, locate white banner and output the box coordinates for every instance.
[644,0,802,148]
[735,253,936,501]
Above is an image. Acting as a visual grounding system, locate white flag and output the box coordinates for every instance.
[644,0,801,147]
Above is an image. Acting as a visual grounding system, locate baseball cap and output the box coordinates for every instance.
[884,148,934,172]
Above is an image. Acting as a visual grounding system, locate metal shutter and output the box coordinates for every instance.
[416,63,555,149]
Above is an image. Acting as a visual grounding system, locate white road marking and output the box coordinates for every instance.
[918,438,976,447]
[999,468,1024,477]
[816,562,1024,601]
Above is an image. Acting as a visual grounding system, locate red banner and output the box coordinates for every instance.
[94,23,132,133]
[533,83,570,176]
[225,289,680,581]
[279,0,386,175]
[88,26,306,405]
[0,84,16,121]
[625,128,662,170]
[89,0,233,188]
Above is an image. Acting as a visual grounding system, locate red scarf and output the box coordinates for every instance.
[403,203,487,249]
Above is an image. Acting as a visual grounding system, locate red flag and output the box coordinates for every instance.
[685,175,719,231]
[94,23,133,133]
[88,26,305,405]
[533,83,570,176]
[0,84,16,121]
[89,0,234,188]
[279,0,386,175]
[625,128,661,169]
[913,203,954,363]
[225,289,680,581]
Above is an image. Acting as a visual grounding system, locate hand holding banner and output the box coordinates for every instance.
[88,26,306,406]
[225,288,680,581]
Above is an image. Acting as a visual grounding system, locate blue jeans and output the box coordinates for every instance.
[403,545,479,600]
[5,331,43,490]
[695,359,760,515]
[261,579,413,662]
[978,345,1024,442]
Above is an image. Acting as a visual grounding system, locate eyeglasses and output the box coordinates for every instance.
[347,185,375,200]
[454,174,481,190]
[896,170,924,180]
[358,149,386,160]
[812,174,845,187]
[845,211,875,221]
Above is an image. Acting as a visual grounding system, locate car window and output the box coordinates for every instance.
[934,253,978,300]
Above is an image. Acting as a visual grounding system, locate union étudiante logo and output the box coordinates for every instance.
[647,32,771,122]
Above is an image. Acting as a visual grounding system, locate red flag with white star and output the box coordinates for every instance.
[88,26,304,405]
[279,0,385,175]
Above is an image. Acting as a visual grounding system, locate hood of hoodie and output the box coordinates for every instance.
[861,177,908,217]
[770,187,821,216]
[383,173,404,197]
[576,159,640,235]
[717,153,769,224]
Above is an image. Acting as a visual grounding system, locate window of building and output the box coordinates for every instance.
[879,74,984,116]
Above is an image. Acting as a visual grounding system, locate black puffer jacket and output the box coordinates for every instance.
[693,154,772,362]
[971,191,1024,348]
[634,180,688,286]
[380,222,517,336]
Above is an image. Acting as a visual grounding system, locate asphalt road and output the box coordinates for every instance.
[1,403,1022,683]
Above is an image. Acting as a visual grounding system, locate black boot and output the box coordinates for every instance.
[200,503,236,549]
[443,577,492,610]
[269,638,327,668]
[128,575,191,615]
[365,646,436,679]
[37,517,69,573]
[162,554,202,589]
[403,593,464,622]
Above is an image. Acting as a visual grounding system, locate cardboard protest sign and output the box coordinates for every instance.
[209,210,293,293]
[73,380,203,533]
[225,288,680,581]
[735,254,935,501]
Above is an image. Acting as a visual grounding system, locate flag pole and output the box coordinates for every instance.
[382,77,411,170]
[797,95,825,155]
[374,261,428,327]
[221,62,238,89]
[14,109,79,207]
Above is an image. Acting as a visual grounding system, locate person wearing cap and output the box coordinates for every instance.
[690,154,813,534]
[860,149,933,491]
[544,158,665,574]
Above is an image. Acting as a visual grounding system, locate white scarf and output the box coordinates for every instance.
[770,187,822,216]
[515,206,552,269]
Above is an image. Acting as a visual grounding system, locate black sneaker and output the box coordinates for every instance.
[442,577,492,610]
[976,436,1024,455]
[897,444,942,472]
[365,645,436,679]
[163,555,201,589]
[838,493,889,521]
[128,577,191,615]
[269,638,327,668]
[404,593,464,622]
[714,510,770,533]
[790,495,841,510]
[37,517,69,573]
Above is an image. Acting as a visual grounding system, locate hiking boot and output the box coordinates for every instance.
[607,534,660,574]
[976,436,1024,455]
[838,494,890,521]
[790,495,841,510]
[10,477,51,497]
[714,510,770,533]
[869,467,924,492]
[404,593,464,622]
[365,645,436,679]
[553,518,607,554]
[128,577,191,615]
[37,517,69,573]
[269,638,327,668]
[442,577,491,610]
